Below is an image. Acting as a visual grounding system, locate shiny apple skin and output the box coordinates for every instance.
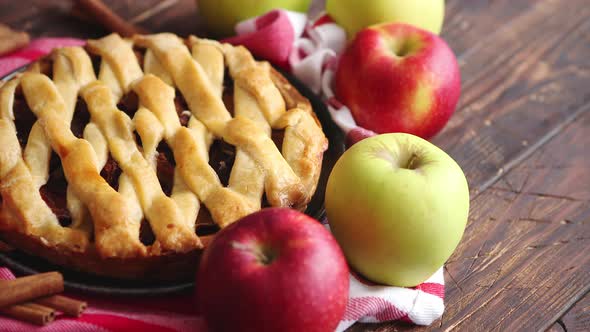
[197,208,349,332]
[335,23,461,139]
[325,133,469,287]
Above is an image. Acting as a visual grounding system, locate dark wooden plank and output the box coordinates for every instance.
[347,322,413,332]
[434,0,590,196]
[349,1,590,329]
[443,0,534,59]
[438,110,590,331]
[138,0,201,37]
[546,321,567,332]
[560,291,590,332]
[0,0,99,38]
[0,0,187,38]
[432,3,590,328]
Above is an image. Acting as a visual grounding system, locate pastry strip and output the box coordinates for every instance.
[133,75,255,228]
[223,44,286,126]
[276,108,328,199]
[132,76,201,231]
[82,81,201,252]
[86,34,143,95]
[52,47,97,233]
[133,33,231,137]
[20,73,140,257]
[223,116,307,208]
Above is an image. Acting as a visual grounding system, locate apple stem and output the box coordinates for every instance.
[231,241,275,265]
[252,248,273,265]
[406,153,420,170]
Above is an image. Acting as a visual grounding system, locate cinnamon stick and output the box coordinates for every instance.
[72,0,148,37]
[0,272,64,308]
[0,303,55,326]
[37,295,87,317]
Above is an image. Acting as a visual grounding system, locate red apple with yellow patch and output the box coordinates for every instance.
[335,23,461,139]
[197,208,349,332]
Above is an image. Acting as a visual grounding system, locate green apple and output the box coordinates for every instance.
[325,133,469,287]
[197,0,312,37]
[326,0,445,37]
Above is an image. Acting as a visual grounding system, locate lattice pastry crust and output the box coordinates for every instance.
[0,33,327,279]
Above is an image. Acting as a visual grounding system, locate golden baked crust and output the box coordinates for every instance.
[0,33,328,280]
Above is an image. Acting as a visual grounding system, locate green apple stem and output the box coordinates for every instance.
[406,153,420,169]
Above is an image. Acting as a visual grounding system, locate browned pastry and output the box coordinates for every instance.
[0,33,328,280]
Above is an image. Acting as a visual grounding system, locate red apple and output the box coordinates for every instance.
[197,208,349,332]
[335,23,461,139]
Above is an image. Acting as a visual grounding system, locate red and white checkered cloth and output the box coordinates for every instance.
[0,8,445,332]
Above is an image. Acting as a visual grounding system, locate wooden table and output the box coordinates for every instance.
[1,0,589,331]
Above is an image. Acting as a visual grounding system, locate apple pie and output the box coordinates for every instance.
[0,33,328,280]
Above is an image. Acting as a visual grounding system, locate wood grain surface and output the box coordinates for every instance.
[0,0,588,331]
[561,292,590,332]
